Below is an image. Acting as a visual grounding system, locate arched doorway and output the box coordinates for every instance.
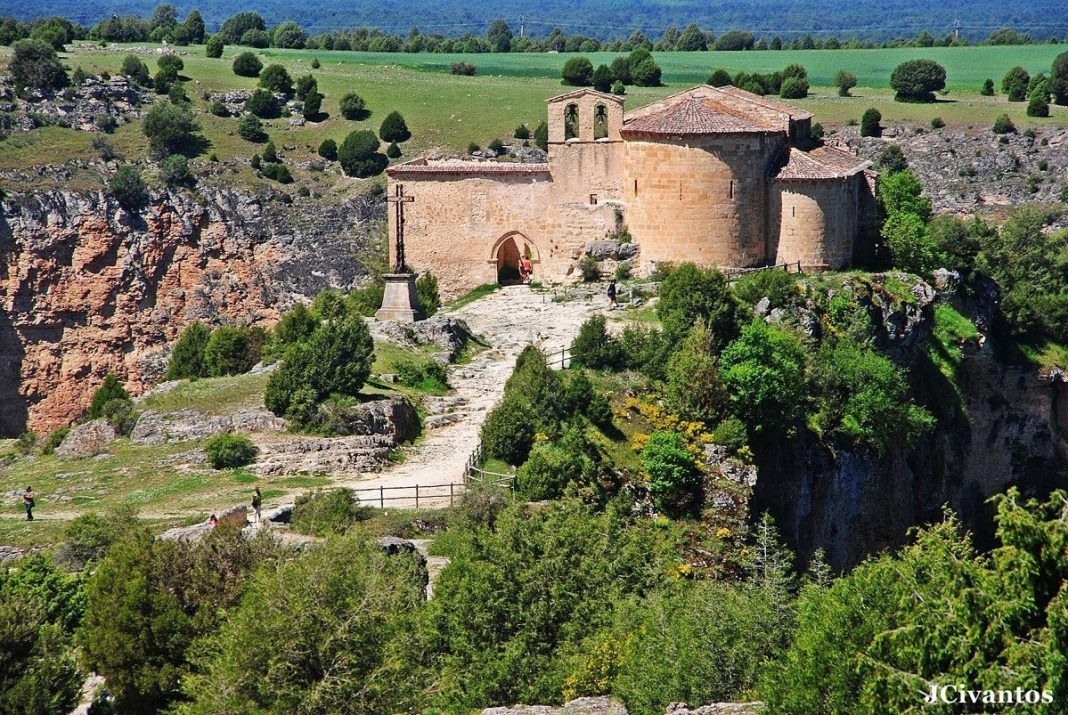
[490,232,539,285]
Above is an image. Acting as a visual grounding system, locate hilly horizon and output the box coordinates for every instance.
[5,0,1068,42]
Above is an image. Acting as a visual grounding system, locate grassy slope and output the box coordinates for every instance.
[1,42,1066,179]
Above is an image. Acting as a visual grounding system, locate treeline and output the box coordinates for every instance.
[3,6,1068,52]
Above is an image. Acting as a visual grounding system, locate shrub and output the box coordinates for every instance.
[311,57,321,69]
[591,63,613,92]
[1002,66,1030,102]
[516,425,598,500]
[160,154,191,185]
[166,321,211,379]
[245,88,278,118]
[394,358,449,391]
[291,488,363,535]
[618,323,668,377]
[264,317,374,419]
[642,431,701,516]
[208,100,229,117]
[779,76,808,99]
[93,112,117,132]
[93,135,119,161]
[231,51,262,77]
[261,140,279,163]
[561,56,594,86]
[450,61,476,75]
[157,54,183,75]
[379,110,411,143]
[733,269,798,309]
[657,263,742,349]
[721,320,807,438]
[205,34,223,58]
[860,107,882,137]
[488,137,504,155]
[534,120,548,151]
[629,50,662,86]
[479,393,537,464]
[41,427,70,455]
[708,68,733,87]
[237,114,266,142]
[89,374,130,419]
[120,54,151,85]
[666,322,727,424]
[875,144,908,173]
[890,59,946,102]
[339,92,368,120]
[980,77,995,96]
[514,124,531,140]
[204,433,257,469]
[578,255,600,282]
[302,91,322,120]
[611,80,626,95]
[571,315,622,370]
[338,129,387,177]
[992,113,1016,134]
[240,28,269,48]
[317,138,337,160]
[930,116,946,129]
[257,64,292,95]
[415,271,440,316]
[467,142,480,155]
[203,326,263,376]
[109,165,149,211]
[143,99,200,158]
[834,69,857,96]
[10,39,67,92]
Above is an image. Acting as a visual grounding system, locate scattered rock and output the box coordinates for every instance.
[665,704,763,715]
[483,697,628,715]
[130,408,285,445]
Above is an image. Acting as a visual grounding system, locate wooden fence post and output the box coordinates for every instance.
[379,485,384,509]
[415,484,420,509]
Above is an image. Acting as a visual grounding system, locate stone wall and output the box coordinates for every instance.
[624,133,784,271]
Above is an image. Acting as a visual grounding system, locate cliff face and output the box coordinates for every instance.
[0,183,384,436]
[754,278,1068,569]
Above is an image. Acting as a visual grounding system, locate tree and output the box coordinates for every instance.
[721,319,807,438]
[231,51,263,77]
[992,113,1016,133]
[980,77,995,96]
[1027,77,1051,117]
[642,431,701,516]
[890,59,946,102]
[317,138,337,160]
[264,317,375,418]
[204,433,257,469]
[708,68,733,87]
[258,63,293,95]
[237,114,266,142]
[570,315,623,370]
[295,73,317,100]
[182,10,205,43]
[89,374,130,419]
[160,154,191,185]
[245,88,279,118]
[629,47,662,86]
[666,321,726,423]
[1002,66,1030,101]
[610,55,632,85]
[591,64,613,92]
[303,90,322,120]
[779,76,808,99]
[219,11,265,44]
[415,271,440,315]
[261,140,279,163]
[713,29,755,51]
[657,263,743,348]
[877,169,931,220]
[9,39,67,92]
[834,69,857,96]
[1051,50,1068,106]
[241,29,269,48]
[166,321,210,379]
[270,20,306,49]
[561,56,594,86]
[108,165,149,211]
[534,121,549,151]
[338,129,388,177]
[379,110,411,142]
[875,144,908,173]
[339,92,369,120]
[143,99,200,157]
[611,80,626,95]
[204,326,262,376]
[485,19,513,52]
[149,4,178,34]
[859,107,881,137]
[205,34,224,58]
[178,534,421,714]
[676,23,707,51]
[120,54,151,85]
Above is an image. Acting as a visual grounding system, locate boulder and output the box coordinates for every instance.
[312,394,420,441]
[483,697,628,715]
[131,408,285,445]
[665,704,762,715]
[55,419,117,457]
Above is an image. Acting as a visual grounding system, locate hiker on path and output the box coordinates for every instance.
[607,281,617,309]
[22,486,34,521]
[209,514,218,528]
[521,257,533,283]
[252,488,262,525]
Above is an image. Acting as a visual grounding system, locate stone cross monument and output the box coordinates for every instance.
[375,184,424,322]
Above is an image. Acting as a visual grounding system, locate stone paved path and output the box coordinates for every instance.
[338,285,604,507]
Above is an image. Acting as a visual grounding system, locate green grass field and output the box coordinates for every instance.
[1,41,1066,183]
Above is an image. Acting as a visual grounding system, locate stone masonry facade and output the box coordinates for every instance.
[387,86,876,298]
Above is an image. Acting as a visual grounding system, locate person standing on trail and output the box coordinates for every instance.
[607,281,617,309]
[521,257,533,283]
[23,486,35,521]
[252,488,263,525]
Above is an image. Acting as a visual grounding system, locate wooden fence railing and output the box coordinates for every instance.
[352,482,466,509]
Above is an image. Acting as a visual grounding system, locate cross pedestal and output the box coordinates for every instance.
[375,273,424,322]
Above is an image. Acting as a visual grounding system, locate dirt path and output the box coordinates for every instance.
[337,285,603,506]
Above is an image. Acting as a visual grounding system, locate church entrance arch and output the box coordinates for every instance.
[489,232,539,285]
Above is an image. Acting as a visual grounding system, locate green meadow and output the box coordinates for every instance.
[0,41,1066,183]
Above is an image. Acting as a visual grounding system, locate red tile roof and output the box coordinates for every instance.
[620,97,776,136]
[387,159,550,177]
[771,145,870,181]
[717,86,814,121]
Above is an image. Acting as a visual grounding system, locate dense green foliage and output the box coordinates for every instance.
[291,488,363,536]
[561,55,594,86]
[10,39,67,92]
[339,91,369,120]
[657,263,743,349]
[257,63,292,94]
[834,69,857,95]
[1003,65,1031,101]
[860,107,882,136]
[108,164,149,211]
[415,271,441,316]
[203,325,265,376]
[761,489,1068,714]
[379,110,411,142]
[571,314,623,370]
[641,431,701,515]
[205,34,223,57]
[721,320,806,438]
[203,433,257,469]
[231,51,262,77]
[88,373,130,420]
[890,58,946,101]
[338,129,388,177]
[516,424,600,500]
[237,113,266,141]
[166,321,211,379]
[143,99,201,158]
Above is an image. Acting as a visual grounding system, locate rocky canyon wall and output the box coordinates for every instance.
[0,181,384,435]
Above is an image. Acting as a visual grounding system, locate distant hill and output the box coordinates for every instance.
[7,0,1068,43]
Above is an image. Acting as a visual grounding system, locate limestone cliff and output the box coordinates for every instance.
[753,275,1068,569]
[0,180,384,436]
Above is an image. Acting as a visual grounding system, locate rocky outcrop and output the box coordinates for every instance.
[54,419,117,457]
[483,697,628,715]
[309,394,420,441]
[369,315,473,362]
[0,179,384,435]
[130,407,285,444]
[0,75,148,135]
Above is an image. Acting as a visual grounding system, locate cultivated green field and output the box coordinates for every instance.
[0,41,1066,184]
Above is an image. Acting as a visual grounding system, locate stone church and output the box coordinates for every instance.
[386,85,876,297]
